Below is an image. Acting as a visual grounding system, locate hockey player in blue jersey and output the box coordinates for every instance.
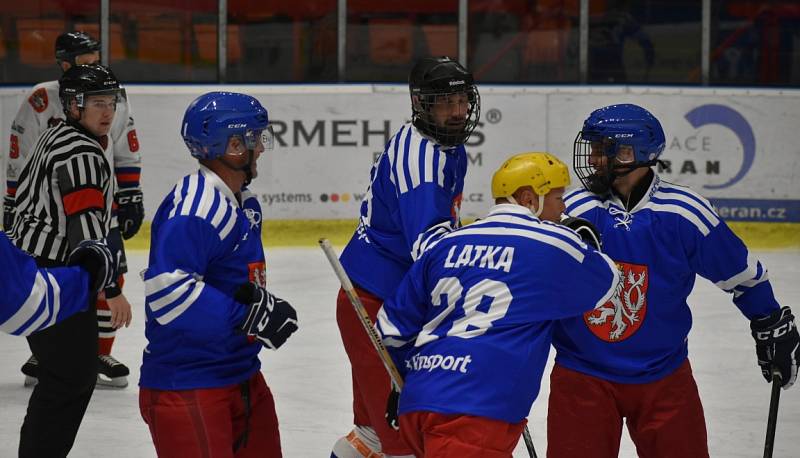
[548,104,800,457]
[139,92,298,458]
[375,152,620,457]
[332,56,481,458]
[0,233,116,336]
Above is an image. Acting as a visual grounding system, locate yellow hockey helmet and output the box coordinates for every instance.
[491,152,571,199]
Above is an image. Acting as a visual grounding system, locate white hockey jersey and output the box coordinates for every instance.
[6,80,142,220]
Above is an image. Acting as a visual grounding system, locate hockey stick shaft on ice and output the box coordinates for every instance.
[319,238,404,390]
[318,238,538,458]
[763,369,781,458]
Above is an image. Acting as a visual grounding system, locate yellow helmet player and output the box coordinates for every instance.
[491,152,570,219]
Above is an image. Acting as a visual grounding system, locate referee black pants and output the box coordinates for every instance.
[19,299,97,457]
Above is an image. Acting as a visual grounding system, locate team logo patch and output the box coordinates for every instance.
[9,135,19,159]
[127,130,140,152]
[248,261,267,288]
[584,261,648,342]
[28,88,48,113]
[451,193,462,220]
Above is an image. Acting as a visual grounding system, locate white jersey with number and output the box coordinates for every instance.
[6,80,142,227]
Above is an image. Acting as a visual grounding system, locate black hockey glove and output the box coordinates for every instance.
[385,384,400,431]
[3,195,15,230]
[750,306,800,389]
[115,189,144,240]
[561,216,602,251]
[236,283,298,350]
[67,239,118,295]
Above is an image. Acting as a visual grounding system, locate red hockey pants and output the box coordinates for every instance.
[139,371,281,458]
[547,360,709,458]
[399,411,526,458]
[336,286,414,455]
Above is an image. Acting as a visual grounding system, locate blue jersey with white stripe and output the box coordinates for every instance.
[140,166,265,390]
[340,123,468,299]
[554,173,781,383]
[0,232,91,336]
[376,204,620,423]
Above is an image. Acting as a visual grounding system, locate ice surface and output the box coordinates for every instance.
[0,248,798,457]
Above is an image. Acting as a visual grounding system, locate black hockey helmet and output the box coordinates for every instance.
[409,56,480,147]
[59,64,126,116]
[55,31,100,66]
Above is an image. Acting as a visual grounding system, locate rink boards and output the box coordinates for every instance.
[1,84,798,247]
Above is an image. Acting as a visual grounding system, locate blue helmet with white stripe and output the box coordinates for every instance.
[573,104,665,194]
[181,91,272,160]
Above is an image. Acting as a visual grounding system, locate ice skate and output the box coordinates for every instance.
[21,355,38,387]
[97,354,129,388]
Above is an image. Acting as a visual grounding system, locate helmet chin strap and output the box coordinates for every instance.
[506,194,544,217]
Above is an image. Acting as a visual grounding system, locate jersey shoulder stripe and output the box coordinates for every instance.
[387,124,406,189]
[564,188,603,216]
[650,190,720,228]
[657,181,718,215]
[442,224,586,262]
[470,213,587,251]
[390,124,447,194]
[165,170,239,241]
[645,181,720,236]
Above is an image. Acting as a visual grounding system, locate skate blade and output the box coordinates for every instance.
[23,376,38,388]
[96,374,128,389]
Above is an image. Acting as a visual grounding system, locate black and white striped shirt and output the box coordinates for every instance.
[10,122,113,263]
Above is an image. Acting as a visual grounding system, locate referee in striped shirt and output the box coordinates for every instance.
[9,63,132,458]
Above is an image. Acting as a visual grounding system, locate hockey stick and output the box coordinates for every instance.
[318,238,538,458]
[763,369,782,458]
[522,426,539,458]
[319,238,404,390]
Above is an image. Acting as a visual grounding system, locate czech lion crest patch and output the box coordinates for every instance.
[584,261,648,342]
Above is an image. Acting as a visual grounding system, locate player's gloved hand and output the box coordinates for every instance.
[236,282,298,350]
[67,239,118,294]
[115,189,144,240]
[561,215,602,251]
[385,384,400,431]
[750,306,800,389]
[3,195,15,230]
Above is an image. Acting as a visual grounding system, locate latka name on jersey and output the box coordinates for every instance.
[443,244,514,273]
[405,353,473,374]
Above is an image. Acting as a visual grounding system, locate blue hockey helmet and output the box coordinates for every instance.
[573,104,665,193]
[181,91,272,160]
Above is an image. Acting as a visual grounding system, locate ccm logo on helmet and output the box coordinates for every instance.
[228,123,247,128]
[449,80,465,86]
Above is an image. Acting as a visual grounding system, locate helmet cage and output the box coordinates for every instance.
[412,85,480,147]
[573,104,666,194]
